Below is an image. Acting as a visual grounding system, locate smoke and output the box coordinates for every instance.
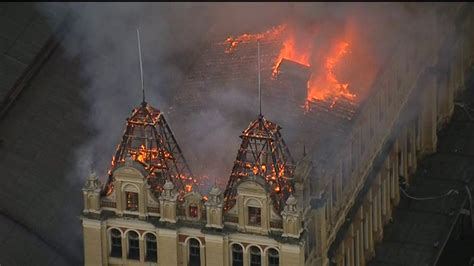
[36,3,459,190]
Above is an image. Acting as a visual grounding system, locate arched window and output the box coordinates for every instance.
[126,192,139,211]
[145,233,157,262]
[128,231,140,260]
[268,248,279,266]
[189,238,201,266]
[248,206,261,226]
[231,244,243,266]
[250,246,261,266]
[110,229,122,258]
[189,204,199,218]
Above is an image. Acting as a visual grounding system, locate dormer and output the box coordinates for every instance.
[183,191,204,221]
[226,175,283,235]
[112,157,154,219]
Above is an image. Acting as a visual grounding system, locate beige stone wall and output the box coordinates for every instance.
[204,235,225,266]
[158,229,178,265]
[83,219,105,266]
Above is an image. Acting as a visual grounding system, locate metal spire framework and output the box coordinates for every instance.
[223,116,296,212]
[137,28,146,104]
[103,29,193,197]
[105,104,194,196]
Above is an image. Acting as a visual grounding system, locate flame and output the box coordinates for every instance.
[136,144,147,163]
[185,184,193,193]
[222,24,286,53]
[253,165,260,175]
[107,143,207,195]
[306,41,355,110]
[222,23,359,111]
[272,33,311,78]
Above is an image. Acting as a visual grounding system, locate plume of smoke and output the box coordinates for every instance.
[36,2,461,189]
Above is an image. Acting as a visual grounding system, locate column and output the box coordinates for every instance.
[368,201,374,257]
[139,235,145,263]
[158,229,178,265]
[355,230,360,266]
[400,129,409,185]
[205,235,224,266]
[421,69,438,154]
[280,244,303,265]
[82,219,105,266]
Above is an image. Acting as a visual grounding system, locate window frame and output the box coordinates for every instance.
[249,246,262,266]
[267,248,279,266]
[145,233,157,262]
[125,191,139,212]
[127,231,140,260]
[231,243,244,266]
[189,204,199,218]
[110,229,122,258]
[247,206,261,226]
[188,238,201,266]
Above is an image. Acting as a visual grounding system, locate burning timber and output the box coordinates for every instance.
[81,3,474,266]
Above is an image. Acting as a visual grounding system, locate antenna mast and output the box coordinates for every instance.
[258,41,262,117]
[136,28,145,104]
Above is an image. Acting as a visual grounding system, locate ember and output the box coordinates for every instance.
[222,24,286,53]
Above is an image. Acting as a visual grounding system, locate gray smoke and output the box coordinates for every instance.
[36,2,459,190]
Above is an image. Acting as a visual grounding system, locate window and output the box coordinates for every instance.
[189,238,201,266]
[189,204,199,218]
[231,244,243,266]
[250,246,262,266]
[128,231,140,260]
[126,192,139,211]
[268,248,279,266]
[110,229,122,258]
[145,234,157,262]
[248,206,261,226]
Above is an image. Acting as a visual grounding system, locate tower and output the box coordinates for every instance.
[223,114,296,213]
[104,101,195,198]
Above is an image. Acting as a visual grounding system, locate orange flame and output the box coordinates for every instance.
[306,41,355,110]
[272,33,311,78]
[222,24,286,53]
[223,23,358,110]
[185,184,193,193]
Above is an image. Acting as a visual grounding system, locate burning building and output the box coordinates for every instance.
[81,3,474,266]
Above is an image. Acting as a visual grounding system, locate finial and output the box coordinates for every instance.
[258,41,262,117]
[136,28,146,105]
[88,170,98,181]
